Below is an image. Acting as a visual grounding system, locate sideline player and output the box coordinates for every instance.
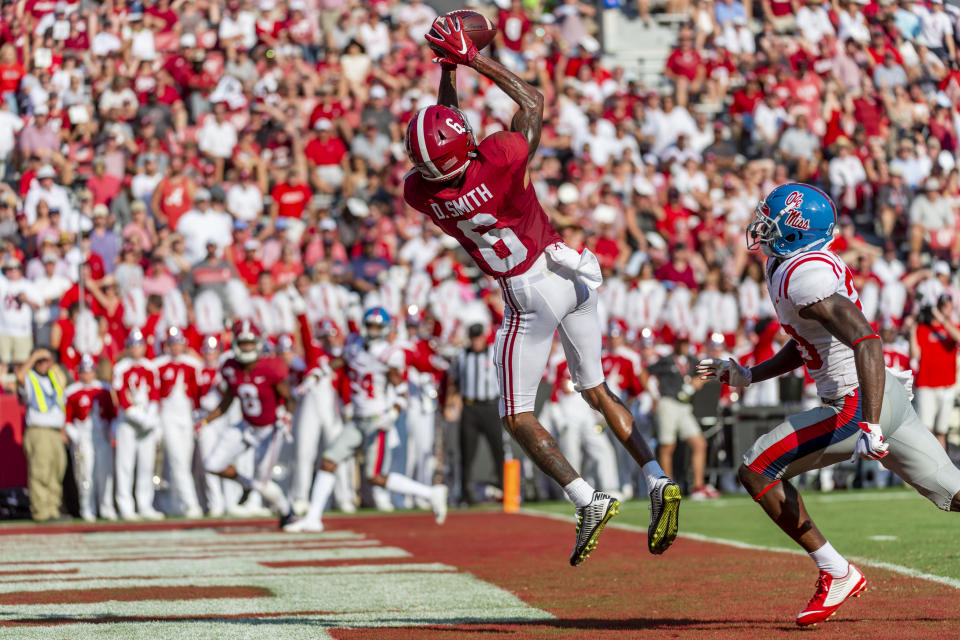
[197,319,295,527]
[698,183,960,626]
[403,15,680,564]
[284,307,448,533]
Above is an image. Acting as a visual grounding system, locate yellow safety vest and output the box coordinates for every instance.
[27,370,64,413]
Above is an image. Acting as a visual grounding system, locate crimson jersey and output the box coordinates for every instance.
[403,131,562,278]
[220,357,289,427]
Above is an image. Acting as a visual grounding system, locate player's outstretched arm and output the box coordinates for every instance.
[470,54,545,160]
[698,340,803,387]
[800,294,884,424]
[437,63,459,109]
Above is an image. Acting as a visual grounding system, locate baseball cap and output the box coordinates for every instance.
[369,85,387,100]
[468,323,485,338]
[319,218,337,231]
[202,335,221,353]
[233,219,249,231]
[314,118,333,131]
[195,188,211,202]
[92,204,109,217]
[36,164,56,179]
[33,105,49,116]
[244,238,261,251]
[934,260,951,276]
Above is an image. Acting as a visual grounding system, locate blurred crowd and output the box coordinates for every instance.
[2,0,960,520]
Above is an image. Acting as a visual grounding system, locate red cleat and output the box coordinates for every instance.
[796,564,867,627]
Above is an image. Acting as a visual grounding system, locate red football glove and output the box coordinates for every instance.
[424,16,478,66]
[849,422,890,461]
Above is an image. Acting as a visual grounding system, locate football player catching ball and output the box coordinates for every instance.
[403,14,681,566]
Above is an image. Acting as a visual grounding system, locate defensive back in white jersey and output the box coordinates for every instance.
[765,249,860,400]
[343,335,406,418]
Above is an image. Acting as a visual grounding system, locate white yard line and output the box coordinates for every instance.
[520,507,960,590]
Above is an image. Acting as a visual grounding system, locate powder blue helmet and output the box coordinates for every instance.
[746,183,837,259]
[362,307,392,340]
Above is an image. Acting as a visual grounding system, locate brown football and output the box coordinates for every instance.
[428,9,497,56]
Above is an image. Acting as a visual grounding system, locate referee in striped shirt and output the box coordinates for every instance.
[447,323,502,505]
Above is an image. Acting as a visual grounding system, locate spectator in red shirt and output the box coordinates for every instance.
[270,169,312,222]
[270,243,304,289]
[235,238,265,288]
[913,295,960,448]
[664,28,704,107]
[305,119,348,195]
[86,157,122,206]
[655,243,699,290]
[151,156,195,230]
[0,43,24,114]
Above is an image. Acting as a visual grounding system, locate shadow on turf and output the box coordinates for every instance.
[4,614,952,632]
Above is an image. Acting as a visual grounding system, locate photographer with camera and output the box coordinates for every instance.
[648,334,715,499]
[912,293,960,449]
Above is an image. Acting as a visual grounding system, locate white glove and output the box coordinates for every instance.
[288,290,307,316]
[848,422,890,462]
[696,358,752,387]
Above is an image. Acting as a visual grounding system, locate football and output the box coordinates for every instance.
[428,9,497,57]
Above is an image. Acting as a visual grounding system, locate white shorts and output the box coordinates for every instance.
[915,386,956,435]
[203,421,285,486]
[495,253,605,418]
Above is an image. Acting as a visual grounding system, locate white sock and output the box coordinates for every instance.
[385,472,433,500]
[563,477,595,508]
[642,461,667,490]
[256,480,291,516]
[809,541,849,578]
[306,470,336,522]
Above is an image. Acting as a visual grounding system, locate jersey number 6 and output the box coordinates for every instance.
[457,213,528,274]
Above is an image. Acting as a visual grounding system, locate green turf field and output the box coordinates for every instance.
[530,487,960,581]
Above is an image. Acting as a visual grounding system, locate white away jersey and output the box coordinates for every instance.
[343,335,405,418]
[766,250,859,399]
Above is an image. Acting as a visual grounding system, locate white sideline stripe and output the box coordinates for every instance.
[519,508,960,591]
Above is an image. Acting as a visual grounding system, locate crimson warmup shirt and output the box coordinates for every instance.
[915,323,959,388]
[403,131,562,279]
[220,356,289,427]
[271,182,311,218]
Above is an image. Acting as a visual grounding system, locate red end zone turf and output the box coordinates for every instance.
[330,511,960,640]
[1,512,957,639]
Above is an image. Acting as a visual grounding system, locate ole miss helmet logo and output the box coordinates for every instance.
[782,191,810,230]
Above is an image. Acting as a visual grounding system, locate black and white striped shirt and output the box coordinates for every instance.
[455,346,499,402]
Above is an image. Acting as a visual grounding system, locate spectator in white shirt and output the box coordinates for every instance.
[395,0,437,41]
[753,93,788,145]
[796,0,835,44]
[0,258,43,370]
[917,0,956,64]
[198,102,238,160]
[827,137,867,203]
[227,169,264,222]
[219,1,257,51]
[176,190,234,264]
[130,154,163,210]
[0,100,22,176]
[23,165,72,225]
[124,14,156,61]
[890,138,932,188]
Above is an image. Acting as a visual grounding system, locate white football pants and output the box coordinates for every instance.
[161,402,201,514]
[114,418,160,516]
[67,419,115,519]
